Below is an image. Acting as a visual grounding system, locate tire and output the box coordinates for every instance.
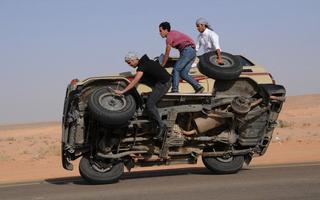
[88,87,136,125]
[198,51,242,80]
[79,156,124,184]
[202,147,244,174]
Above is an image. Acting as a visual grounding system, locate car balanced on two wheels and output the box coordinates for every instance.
[62,51,286,184]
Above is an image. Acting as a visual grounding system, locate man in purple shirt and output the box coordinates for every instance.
[159,21,204,93]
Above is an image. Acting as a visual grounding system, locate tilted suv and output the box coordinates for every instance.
[61,52,286,184]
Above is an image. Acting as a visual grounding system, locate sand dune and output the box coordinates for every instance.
[0,94,320,184]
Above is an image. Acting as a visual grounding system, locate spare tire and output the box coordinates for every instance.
[198,51,242,80]
[88,87,136,125]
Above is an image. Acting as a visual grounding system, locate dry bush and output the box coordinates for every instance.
[34,145,60,160]
[302,123,311,127]
[4,137,16,142]
[285,136,292,142]
[39,135,50,140]
[29,140,37,147]
[20,150,30,155]
[0,152,11,161]
[24,136,35,141]
[47,145,60,156]
[278,120,293,128]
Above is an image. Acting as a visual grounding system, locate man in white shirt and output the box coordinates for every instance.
[195,18,223,65]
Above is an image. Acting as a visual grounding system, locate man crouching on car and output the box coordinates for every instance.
[114,52,171,140]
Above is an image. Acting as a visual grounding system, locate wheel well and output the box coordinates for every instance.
[213,77,268,99]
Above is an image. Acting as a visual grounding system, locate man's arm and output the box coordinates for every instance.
[216,49,223,65]
[114,71,143,94]
[210,33,223,65]
[195,35,201,54]
[161,44,172,67]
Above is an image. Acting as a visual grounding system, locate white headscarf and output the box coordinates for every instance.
[196,17,212,30]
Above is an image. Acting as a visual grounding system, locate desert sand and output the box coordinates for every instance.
[1,94,320,184]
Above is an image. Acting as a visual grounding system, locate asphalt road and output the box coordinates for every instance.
[1,163,320,200]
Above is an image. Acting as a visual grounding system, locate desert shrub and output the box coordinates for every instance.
[302,123,311,127]
[35,145,60,160]
[24,136,35,141]
[4,137,16,142]
[47,145,60,156]
[20,150,30,155]
[278,120,293,128]
[0,152,11,161]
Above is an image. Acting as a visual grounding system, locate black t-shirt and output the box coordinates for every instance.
[137,54,171,86]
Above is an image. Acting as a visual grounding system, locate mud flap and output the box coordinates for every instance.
[61,142,74,170]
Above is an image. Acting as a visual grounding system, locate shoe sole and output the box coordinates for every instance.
[195,87,205,93]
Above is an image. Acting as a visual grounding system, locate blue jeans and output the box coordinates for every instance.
[172,46,201,92]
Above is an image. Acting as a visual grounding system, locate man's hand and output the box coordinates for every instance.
[216,49,223,65]
[217,58,224,65]
[114,71,143,96]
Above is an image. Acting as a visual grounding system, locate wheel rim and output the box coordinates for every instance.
[209,55,234,68]
[207,146,234,163]
[90,160,112,173]
[216,154,234,163]
[98,93,127,111]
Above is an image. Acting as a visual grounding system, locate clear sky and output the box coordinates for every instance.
[0,0,319,124]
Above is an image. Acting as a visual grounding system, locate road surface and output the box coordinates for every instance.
[1,163,320,200]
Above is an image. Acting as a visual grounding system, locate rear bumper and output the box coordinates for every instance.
[259,84,286,155]
[260,84,286,97]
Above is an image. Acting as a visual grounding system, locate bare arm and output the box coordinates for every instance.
[115,71,143,94]
[216,49,223,65]
[161,44,172,67]
[211,33,223,64]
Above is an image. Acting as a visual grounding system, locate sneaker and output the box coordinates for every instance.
[168,90,179,93]
[195,86,204,93]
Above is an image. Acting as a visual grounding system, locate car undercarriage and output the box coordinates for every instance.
[62,73,285,184]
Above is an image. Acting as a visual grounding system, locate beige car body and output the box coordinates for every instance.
[74,56,274,95]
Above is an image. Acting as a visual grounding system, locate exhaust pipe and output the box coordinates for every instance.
[97,150,148,159]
